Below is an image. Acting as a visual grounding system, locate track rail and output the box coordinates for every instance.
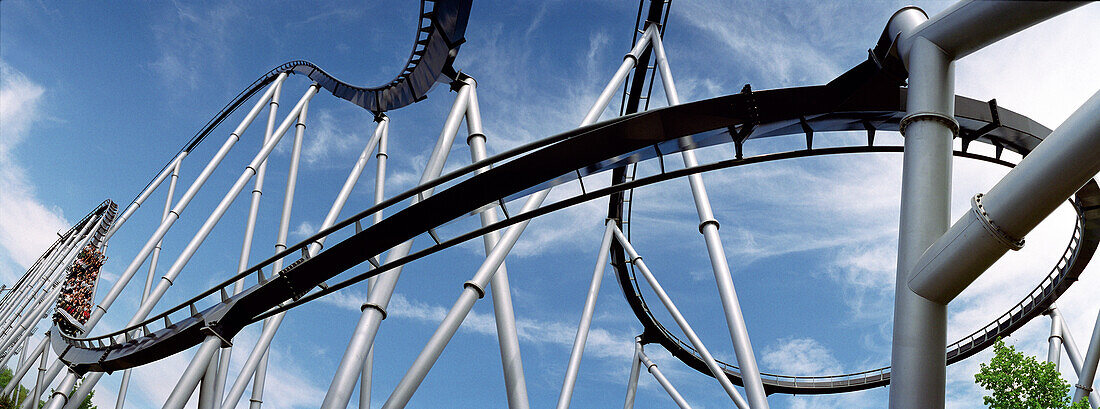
[50,53,1092,397]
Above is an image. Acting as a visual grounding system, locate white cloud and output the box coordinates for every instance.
[0,62,69,284]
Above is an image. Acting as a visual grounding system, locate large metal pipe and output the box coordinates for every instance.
[613,226,750,409]
[361,116,389,409]
[637,343,692,409]
[622,339,643,409]
[211,75,284,409]
[651,25,769,409]
[908,89,1100,303]
[376,33,656,406]
[896,1,1086,63]
[557,222,616,409]
[220,115,385,409]
[1049,311,1064,371]
[465,81,530,409]
[1074,309,1100,403]
[1054,307,1100,408]
[319,84,472,409]
[162,336,224,409]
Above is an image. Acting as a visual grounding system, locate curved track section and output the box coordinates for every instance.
[607,69,1100,393]
[50,57,1093,388]
[172,0,470,157]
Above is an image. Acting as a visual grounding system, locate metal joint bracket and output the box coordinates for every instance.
[200,326,233,347]
[698,219,720,234]
[1048,334,1063,342]
[466,132,486,145]
[1076,384,1094,393]
[160,276,174,286]
[361,302,387,320]
[972,193,1025,250]
[464,281,486,299]
[899,111,960,138]
[629,255,643,264]
[623,53,639,65]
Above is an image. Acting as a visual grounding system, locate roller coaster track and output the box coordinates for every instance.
[50,43,1098,400]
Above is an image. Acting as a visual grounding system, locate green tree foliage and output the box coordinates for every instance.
[0,367,96,409]
[975,339,1090,409]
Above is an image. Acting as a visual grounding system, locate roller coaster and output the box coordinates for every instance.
[2,0,1099,408]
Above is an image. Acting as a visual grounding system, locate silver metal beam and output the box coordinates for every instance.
[612,226,750,409]
[650,24,768,409]
[637,342,692,409]
[1074,308,1100,403]
[622,339,643,409]
[319,83,473,409]
[557,222,616,409]
[1053,307,1100,408]
[162,336,224,409]
[465,80,531,409]
[908,88,1100,303]
[1049,311,1064,371]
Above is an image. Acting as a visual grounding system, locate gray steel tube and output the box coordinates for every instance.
[557,222,616,409]
[637,344,692,409]
[622,340,643,409]
[613,226,750,409]
[1074,309,1100,403]
[466,81,531,409]
[1,336,47,396]
[1049,312,1064,370]
[651,24,769,409]
[908,89,1100,303]
[1054,307,1100,408]
[319,83,472,409]
[162,336,223,409]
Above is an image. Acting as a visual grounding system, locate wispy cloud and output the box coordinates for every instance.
[150,1,243,90]
[0,62,69,284]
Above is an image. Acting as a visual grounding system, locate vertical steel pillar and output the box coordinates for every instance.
[612,226,750,409]
[650,24,768,408]
[1054,307,1100,408]
[212,75,283,409]
[622,339,643,409]
[162,336,223,409]
[31,342,47,409]
[319,83,473,409]
[1,336,47,396]
[1074,308,1100,404]
[891,20,953,409]
[218,115,387,409]
[464,79,531,409]
[557,222,616,409]
[360,116,389,409]
[118,153,184,409]
[1049,311,1064,371]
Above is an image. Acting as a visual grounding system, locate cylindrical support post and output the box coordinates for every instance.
[162,336,223,409]
[320,84,473,409]
[1073,309,1100,403]
[199,350,219,409]
[557,222,616,409]
[622,339,643,409]
[1054,307,1100,408]
[465,80,531,409]
[908,88,1100,303]
[62,372,102,409]
[651,24,769,408]
[612,226,750,409]
[637,343,692,409]
[3,335,47,396]
[1049,311,1064,371]
[31,343,48,409]
[890,14,954,408]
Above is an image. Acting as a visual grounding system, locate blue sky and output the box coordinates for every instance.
[2,1,1099,408]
